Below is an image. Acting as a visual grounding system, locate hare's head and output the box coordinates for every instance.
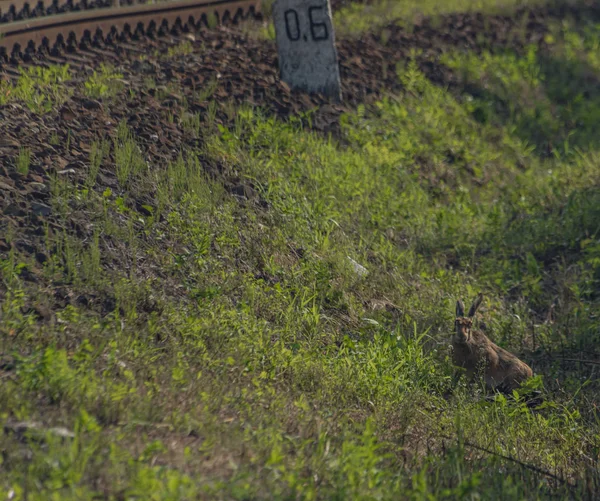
[454,293,483,342]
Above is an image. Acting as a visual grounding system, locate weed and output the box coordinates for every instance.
[207,100,218,126]
[83,64,124,99]
[15,147,31,175]
[166,40,195,58]
[114,121,146,187]
[206,12,218,29]
[87,139,110,188]
[2,64,72,113]
[196,78,218,102]
[181,112,202,137]
[80,228,102,284]
[49,132,60,146]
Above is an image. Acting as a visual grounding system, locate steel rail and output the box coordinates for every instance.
[0,0,100,20]
[0,0,172,22]
[0,0,261,54]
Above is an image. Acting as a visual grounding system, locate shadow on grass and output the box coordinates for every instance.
[446,46,600,158]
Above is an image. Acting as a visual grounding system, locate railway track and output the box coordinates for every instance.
[0,0,261,59]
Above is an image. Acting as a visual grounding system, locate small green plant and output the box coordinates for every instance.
[181,113,202,137]
[206,12,218,29]
[16,147,31,175]
[4,64,72,113]
[87,139,110,188]
[0,79,12,105]
[49,169,74,217]
[206,100,218,125]
[196,78,218,102]
[261,0,275,16]
[114,121,146,187]
[166,40,194,58]
[81,228,102,283]
[143,76,156,91]
[49,132,60,146]
[84,64,124,99]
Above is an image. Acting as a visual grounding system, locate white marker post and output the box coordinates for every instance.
[272,0,342,102]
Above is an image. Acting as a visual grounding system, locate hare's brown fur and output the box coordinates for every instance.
[452,294,533,393]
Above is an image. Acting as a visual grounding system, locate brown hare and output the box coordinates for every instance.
[452,293,533,394]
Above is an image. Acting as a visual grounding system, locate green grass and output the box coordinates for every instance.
[83,64,124,100]
[87,139,110,189]
[114,121,147,187]
[244,0,550,40]
[15,147,31,176]
[333,0,549,37]
[166,40,196,58]
[3,2,600,499]
[442,24,600,157]
[0,65,71,113]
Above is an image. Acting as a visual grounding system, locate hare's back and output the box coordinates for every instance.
[494,343,533,379]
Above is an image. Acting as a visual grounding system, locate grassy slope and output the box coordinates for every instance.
[331,0,549,35]
[2,1,600,499]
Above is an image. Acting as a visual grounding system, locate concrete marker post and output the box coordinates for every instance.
[272,0,342,102]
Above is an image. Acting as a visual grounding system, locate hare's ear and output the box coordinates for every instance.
[456,300,465,318]
[468,293,484,317]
